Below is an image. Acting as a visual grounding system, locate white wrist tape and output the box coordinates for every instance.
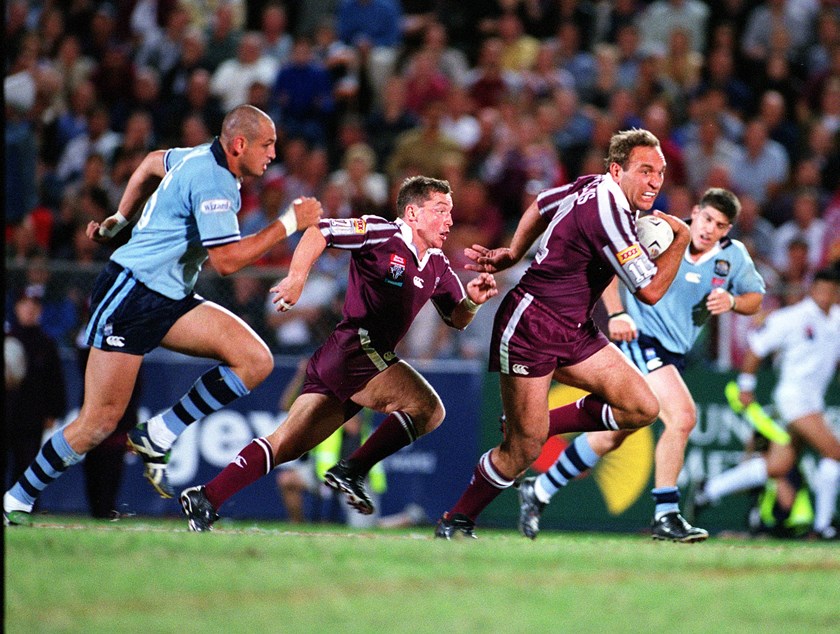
[98,211,129,238]
[610,313,636,328]
[737,373,757,392]
[279,199,301,237]
[462,297,481,313]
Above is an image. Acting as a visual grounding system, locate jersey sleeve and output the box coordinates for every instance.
[595,178,658,293]
[320,215,395,251]
[191,165,241,249]
[727,241,767,296]
[747,309,788,358]
[430,258,467,327]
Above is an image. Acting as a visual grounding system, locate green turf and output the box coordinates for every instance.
[5,515,840,633]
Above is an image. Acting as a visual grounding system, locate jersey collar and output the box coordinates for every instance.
[210,137,229,170]
[395,217,434,270]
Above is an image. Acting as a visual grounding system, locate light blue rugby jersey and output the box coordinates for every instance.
[621,237,766,354]
[111,138,241,299]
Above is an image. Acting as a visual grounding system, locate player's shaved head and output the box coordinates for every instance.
[220,105,273,146]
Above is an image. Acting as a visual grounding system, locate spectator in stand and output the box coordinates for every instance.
[240,173,287,237]
[595,0,645,46]
[179,113,213,147]
[727,194,777,268]
[729,118,790,207]
[662,27,704,94]
[134,4,191,79]
[804,9,840,83]
[551,21,597,102]
[53,34,95,100]
[466,37,521,111]
[42,79,97,172]
[166,69,225,147]
[756,89,800,165]
[639,0,710,55]
[90,44,136,122]
[270,37,335,147]
[439,86,481,153]
[160,27,209,106]
[55,105,121,187]
[312,16,360,116]
[5,286,67,491]
[365,75,420,171]
[202,3,242,73]
[695,46,753,120]
[387,98,464,181]
[402,50,451,118]
[418,20,470,89]
[522,42,575,105]
[551,86,594,180]
[642,102,687,188]
[336,0,403,101]
[741,0,816,71]
[682,112,740,197]
[329,142,389,216]
[259,2,293,66]
[772,188,828,274]
[497,12,540,73]
[446,178,505,270]
[211,32,277,112]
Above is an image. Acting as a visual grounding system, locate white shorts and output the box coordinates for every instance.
[773,386,825,426]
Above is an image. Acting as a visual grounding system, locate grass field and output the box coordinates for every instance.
[5,515,840,634]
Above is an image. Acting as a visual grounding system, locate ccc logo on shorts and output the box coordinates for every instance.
[106,335,126,348]
[512,364,530,375]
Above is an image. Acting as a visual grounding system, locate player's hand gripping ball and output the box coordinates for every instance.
[636,215,674,259]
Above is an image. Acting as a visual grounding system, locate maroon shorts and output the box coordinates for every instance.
[488,287,609,378]
[302,327,400,405]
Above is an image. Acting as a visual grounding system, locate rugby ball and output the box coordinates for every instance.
[636,215,674,259]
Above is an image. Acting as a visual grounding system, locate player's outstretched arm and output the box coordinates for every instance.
[450,272,498,329]
[88,150,167,242]
[634,210,690,305]
[464,201,547,273]
[270,225,328,312]
[209,197,323,276]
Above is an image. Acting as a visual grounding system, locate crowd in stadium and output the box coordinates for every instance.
[5,0,840,360]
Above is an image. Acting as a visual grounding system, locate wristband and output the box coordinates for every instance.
[98,211,129,238]
[737,373,757,392]
[462,297,481,313]
[608,311,627,319]
[279,199,301,237]
[729,293,737,311]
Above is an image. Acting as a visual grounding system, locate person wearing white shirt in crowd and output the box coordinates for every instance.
[693,268,840,539]
[210,32,278,112]
[772,188,828,273]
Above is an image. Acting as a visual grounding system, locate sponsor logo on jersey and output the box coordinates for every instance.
[712,277,725,287]
[329,218,367,235]
[512,364,530,375]
[685,272,701,284]
[200,199,234,213]
[386,253,406,287]
[383,351,396,361]
[714,259,730,276]
[106,335,126,348]
[616,244,642,265]
[413,275,424,288]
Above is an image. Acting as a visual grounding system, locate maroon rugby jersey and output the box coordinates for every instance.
[319,215,467,351]
[518,174,657,325]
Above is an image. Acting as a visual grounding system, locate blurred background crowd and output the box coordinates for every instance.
[5,0,840,364]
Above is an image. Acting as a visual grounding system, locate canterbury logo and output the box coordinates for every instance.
[234,455,247,468]
[512,364,530,375]
[413,276,424,288]
[106,335,125,347]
